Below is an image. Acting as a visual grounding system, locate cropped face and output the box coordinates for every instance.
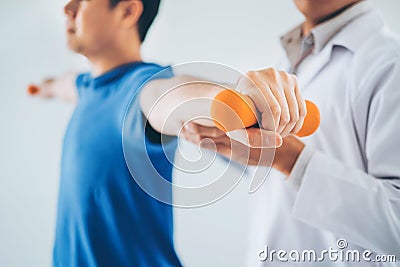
[293,0,360,22]
[64,0,120,56]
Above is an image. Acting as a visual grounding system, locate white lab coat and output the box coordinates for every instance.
[246,8,400,267]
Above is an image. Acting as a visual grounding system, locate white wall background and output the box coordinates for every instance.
[0,0,399,266]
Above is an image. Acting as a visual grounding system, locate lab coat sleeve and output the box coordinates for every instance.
[290,58,400,258]
[286,144,315,191]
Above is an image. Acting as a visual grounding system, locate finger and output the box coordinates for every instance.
[181,126,227,145]
[226,128,282,148]
[263,70,290,134]
[238,73,279,131]
[184,123,226,138]
[201,135,231,145]
[251,81,280,132]
[182,133,230,150]
[291,76,307,134]
[279,72,299,137]
[200,141,232,158]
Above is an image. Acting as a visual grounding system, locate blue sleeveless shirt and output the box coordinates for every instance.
[53,62,181,267]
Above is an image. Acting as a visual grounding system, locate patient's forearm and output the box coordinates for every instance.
[140,76,227,135]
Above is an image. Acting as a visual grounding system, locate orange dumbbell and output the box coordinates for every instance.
[27,85,40,95]
[210,89,320,137]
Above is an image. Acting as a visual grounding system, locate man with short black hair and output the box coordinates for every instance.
[30,0,183,266]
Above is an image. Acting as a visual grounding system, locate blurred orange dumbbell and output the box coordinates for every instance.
[27,85,40,95]
[210,89,320,137]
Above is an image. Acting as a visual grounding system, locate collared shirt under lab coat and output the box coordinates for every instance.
[245,3,400,267]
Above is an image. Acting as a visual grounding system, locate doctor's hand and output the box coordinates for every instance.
[236,68,306,137]
[225,127,305,176]
[180,122,281,166]
[181,122,304,176]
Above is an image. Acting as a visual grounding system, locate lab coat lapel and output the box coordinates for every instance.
[297,45,333,90]
[297,10,384,90]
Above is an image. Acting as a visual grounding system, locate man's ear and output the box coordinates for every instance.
[117,0,143,29]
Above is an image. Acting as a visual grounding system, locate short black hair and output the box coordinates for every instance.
[109,0,161,42]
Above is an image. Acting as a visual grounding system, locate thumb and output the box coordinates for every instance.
[226,128,282,148]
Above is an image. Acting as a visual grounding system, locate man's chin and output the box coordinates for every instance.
[66,40,84,54]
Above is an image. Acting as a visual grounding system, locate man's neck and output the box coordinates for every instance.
[302,1,362,36]
[89,54,142,77]
[86,40,142,77]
